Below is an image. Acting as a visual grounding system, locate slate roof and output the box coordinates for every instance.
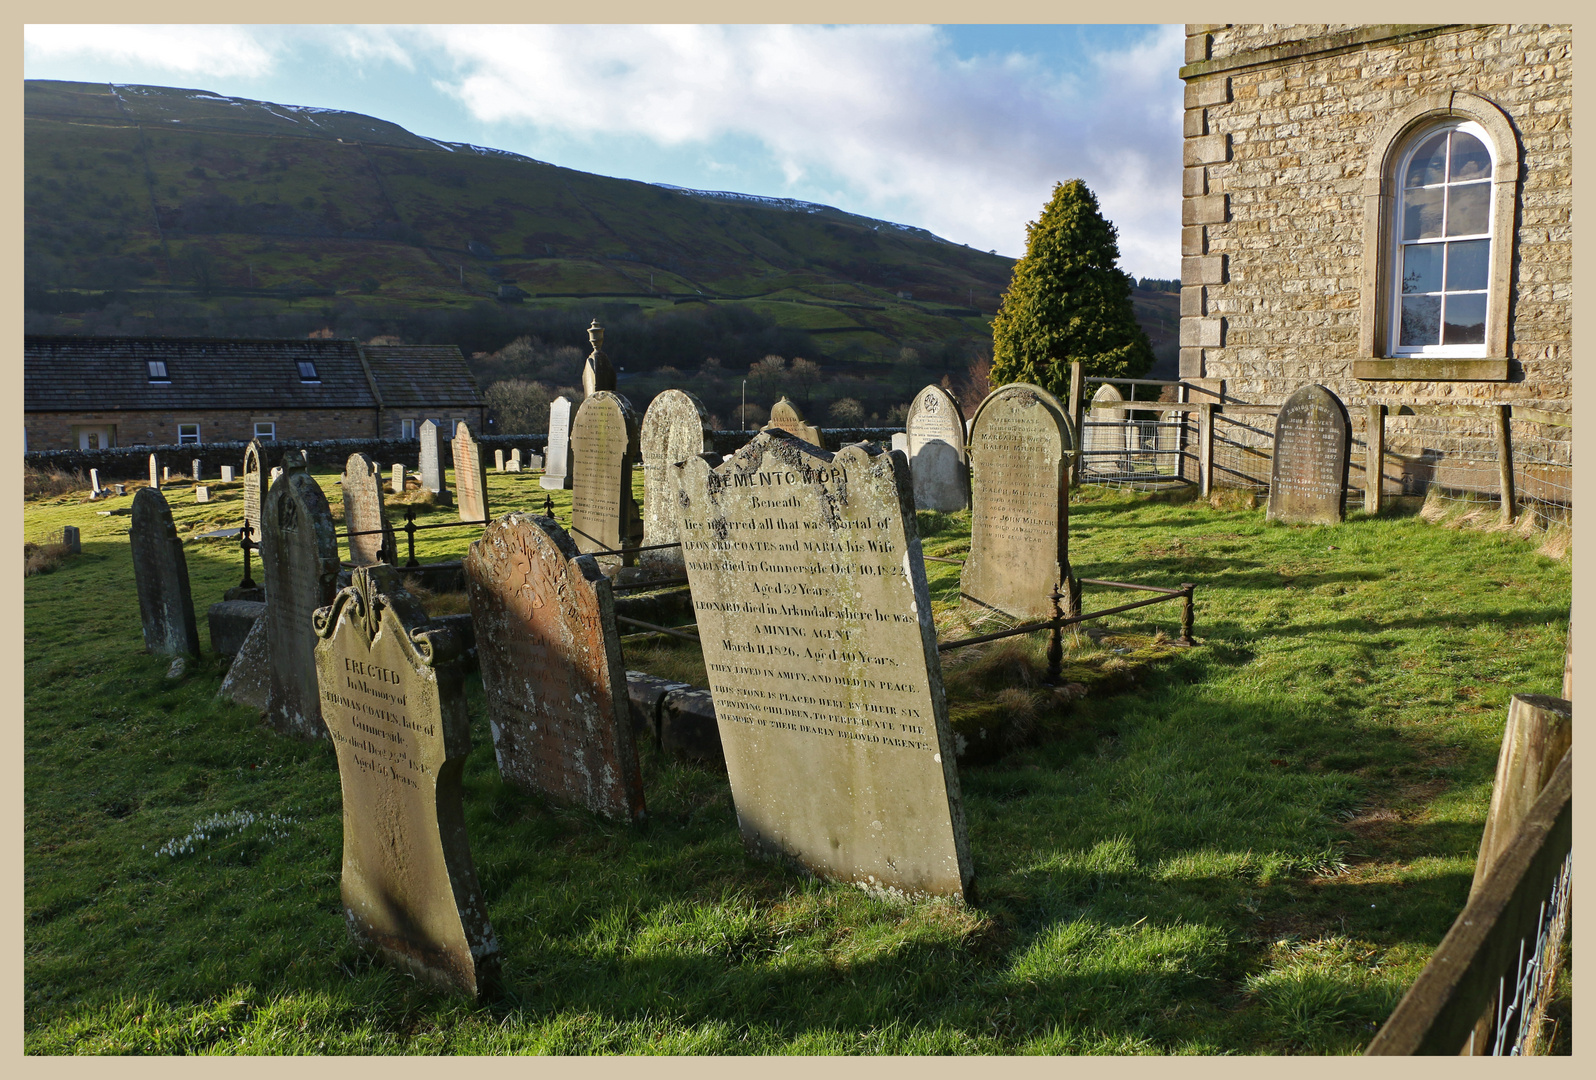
[358,344,483,410]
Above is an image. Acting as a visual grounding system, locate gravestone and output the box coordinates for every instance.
[62,525,81,554]
[678,431,973,899]
[270,467,283,485]
[341,452,397,565]
[569,391,643,569]
[192,458,203,481]
[418,420,452,504]
[195,485,211,503]
[148,454,161,491]
[1267,384,1352,525]
[220,465,235,483]
[115,483,127,496]
[905,384,970,512]
[581,319,616,396]
[961,383,1075,621]
[452,422,489,524]
[764,397,825,447]
[540,397,574,490]
[464,514,645,821]
[163,466,172,483]
[1083,383,1131,478]
[89,468,102,497]
[890,432,909,456]
[129,487,201,656]
[639,388,712,574]
[506,449,521,473]
[261,468,341,739]
[494,448,505,472]
[529,453,544,470]
[313,565,500,998]
[218,614,270,712]
[242,440,265,544]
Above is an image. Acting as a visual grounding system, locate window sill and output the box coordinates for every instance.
[1354,358,1509,381]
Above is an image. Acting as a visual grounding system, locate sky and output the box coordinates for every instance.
[24,24,1185,278]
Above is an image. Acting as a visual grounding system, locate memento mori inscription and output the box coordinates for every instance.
[961,383,1074,620]
[679,432,973,899]
[341,452,396,565]
[464,514,644,821]
[905,384,969,512]
[452,422,489,523]
[1267,384,1351,525]
[129,487,201,656]
[314,565,500,998]
[569,391,642,567]
[541,397,574,491]
[640,388,712,573]
[261,470,340,739]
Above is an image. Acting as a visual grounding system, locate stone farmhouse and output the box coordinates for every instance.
[24,336,486,451]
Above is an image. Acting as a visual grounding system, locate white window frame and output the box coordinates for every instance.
[147,361,170,382]
[177,423,201,445]
[297,360,321,383]
[401,418,416,439]
[254,422,276,440]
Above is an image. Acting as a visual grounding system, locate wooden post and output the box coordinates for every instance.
[1365,402,1385,515]
[1495,404,1516,525]
[1068,360,1085,488]
[1198,404,1215,497]
[1561,611,1572,701]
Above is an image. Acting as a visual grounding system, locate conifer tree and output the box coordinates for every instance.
[990,180,1154,397]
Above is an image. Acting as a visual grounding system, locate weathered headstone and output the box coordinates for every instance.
[639,388,712,574]
[418,420,452,504]
[261,468,341,739]
[191,458,203,481]
[540,397,574,490]
[313,564,500,998]
[506,449,521,473]
[218,613,270,712]
[678,431,973,899]
[464,514,645,821]
[891,432,909,456]
[569,391,643,569]
[1267,384,1351,525]
[195,485,212,503]
[961,383,1075,621]
[494,448,505,472]
[129,487,201,656]
[764,397,825,447]
[341,452,397,565]
[163,466,172,483]
[62,525,81,554]
[115,483,127,496]
[581,319,616,397]
[148,454,161,491]
[1083,383,1130,477]
[89,468,102,495]
[905,384,970,512]
[392,463,407,492]
[242,440,265,543]
[220,465,235,483]
[528,452,544,470]
[451,422,489,524]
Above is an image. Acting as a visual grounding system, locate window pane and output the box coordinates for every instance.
[1446,182,1490,236]
[1442,293,1487,345]
[1401,186,1445,240]
[1446,239,1491,292]
[1404,132,1449,187]
[1449,131,1491,182]
[1400,244,1443,294]
[1400,294,1441,346]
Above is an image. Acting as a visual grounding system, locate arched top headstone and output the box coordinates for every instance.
[581,319,616,397]
[1089,382,1127,417]
[640,389,712,570]
[905,384,969,512]
[242,439,265,543]
[451,422,489,524]
[569,391,642,563]
[540,395,575,491]
[261,469,341,740]
[1267,384,1351,525]
[764,397,825,448]
[130,487,201,656]
[341,452,396,565]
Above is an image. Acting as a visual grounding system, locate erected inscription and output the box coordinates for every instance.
[1267,384,1351,525]
[764,397,825,448]
[679,431,973,900]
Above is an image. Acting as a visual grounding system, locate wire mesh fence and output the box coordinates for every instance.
[1479,848,1572,1055]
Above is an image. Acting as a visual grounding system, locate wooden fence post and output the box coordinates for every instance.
[1067,360,1085,488]
[1495,404,1516,525]
[1198,404,1215,498]
[1365,402,1385,515]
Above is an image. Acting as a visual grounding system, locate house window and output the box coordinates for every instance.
[297,361,320,383]
[401,418,416,439]
[254,422,276,440]
[147,361,170,382]
[178,423,201,445]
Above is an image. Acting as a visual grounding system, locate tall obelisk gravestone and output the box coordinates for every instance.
[129,487,201,656]
[1267,384,1352,525]
[639,388,713,574]
[261,460,340,739]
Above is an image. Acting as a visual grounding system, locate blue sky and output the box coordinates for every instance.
[25,24,1184,277]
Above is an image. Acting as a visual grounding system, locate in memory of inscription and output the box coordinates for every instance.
[1267,384,1352,525]
[261,468,341,739]
[639,388,713,574]
[464,514,645,821]
[960,383,1075,621]
[313,565,500,998]
[569,390,643,569]
[905,384,969,512]
[129,487,202,656]
[540,396,575,491]
[679,431,974,900]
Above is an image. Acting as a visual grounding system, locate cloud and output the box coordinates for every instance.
[23,24,279,79]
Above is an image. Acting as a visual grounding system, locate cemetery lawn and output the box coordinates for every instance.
[23,474,1570,1054]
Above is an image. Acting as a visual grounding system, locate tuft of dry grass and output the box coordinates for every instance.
[23,541,74,576]
[23,466,89,502]
[400,576,471,617]
[1208,487,1259,512]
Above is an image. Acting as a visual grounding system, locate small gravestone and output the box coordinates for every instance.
[313,565,500,998]
[494,448,505,472]
[62,525,81,554]
[678,431,973,899]
[529,453,544,471]
[418,420,452,504]
[191,458,203,481]
[639,388,712,574]
[465,514,645,821]
[243,440,265,543]
[341,452,397,565]
[540,397,574,490]
[581,319,616,397]
[89,468,103,496]
[195,485,211,503]
[130,487,201,656]
[261,468,341,739]
[1267,384,1352,525]
[148,455,161,491]
[220,465,235,483]
[163,466,172,483]
[115,483,127,496]
[569,391,642,569]
[391,463,406,492]
[961,383,1074,621]
[764,397,824,447]
[905,384,970,512]
[452,423,489,524]
[1083,383,1130,477]
[891,432,909,456]
[506,449,522,473]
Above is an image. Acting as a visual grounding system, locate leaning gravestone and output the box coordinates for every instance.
[764,397,825,447]
[129,487,201,656]
[341,452,397,565]
[148,454,161,491]
[1267,384,1352,525]
[464,514,645,822]
[905,384,970,512]
[639,388,712,574]
[581,319,616,396]
[540,396,575,490]
[313,565,500,998]
[452,422,489,524]
[678,431,973,899]
[418,420,452,505]
[89,468,103,497]
[961,383,1075,621]
[569,391,643,569]
[261,468,341,739]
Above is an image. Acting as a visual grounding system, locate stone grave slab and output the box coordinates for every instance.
[220,465,235,483]
[1267,384,1351,525]
[640,388,712,574]
[418,420,451,504]
[261,469,341,739]
[313,565,500,998]
[494,449,505,472]
[464,514,645,821]
[961,383,1074,621]
[508,449,522,473]
[541,397,574,490]
[452,423,490,524]
[905,384,970,512]
[341,452,397,565]
[764,397,825,447]
[581,319,616,396]
[569,391,642,569]
[130,487,201,656]
[195,485,211,503]
[148,454,161,491]
[678,431,973,899]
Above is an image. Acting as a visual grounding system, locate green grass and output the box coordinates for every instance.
[23,474,1569,1054]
